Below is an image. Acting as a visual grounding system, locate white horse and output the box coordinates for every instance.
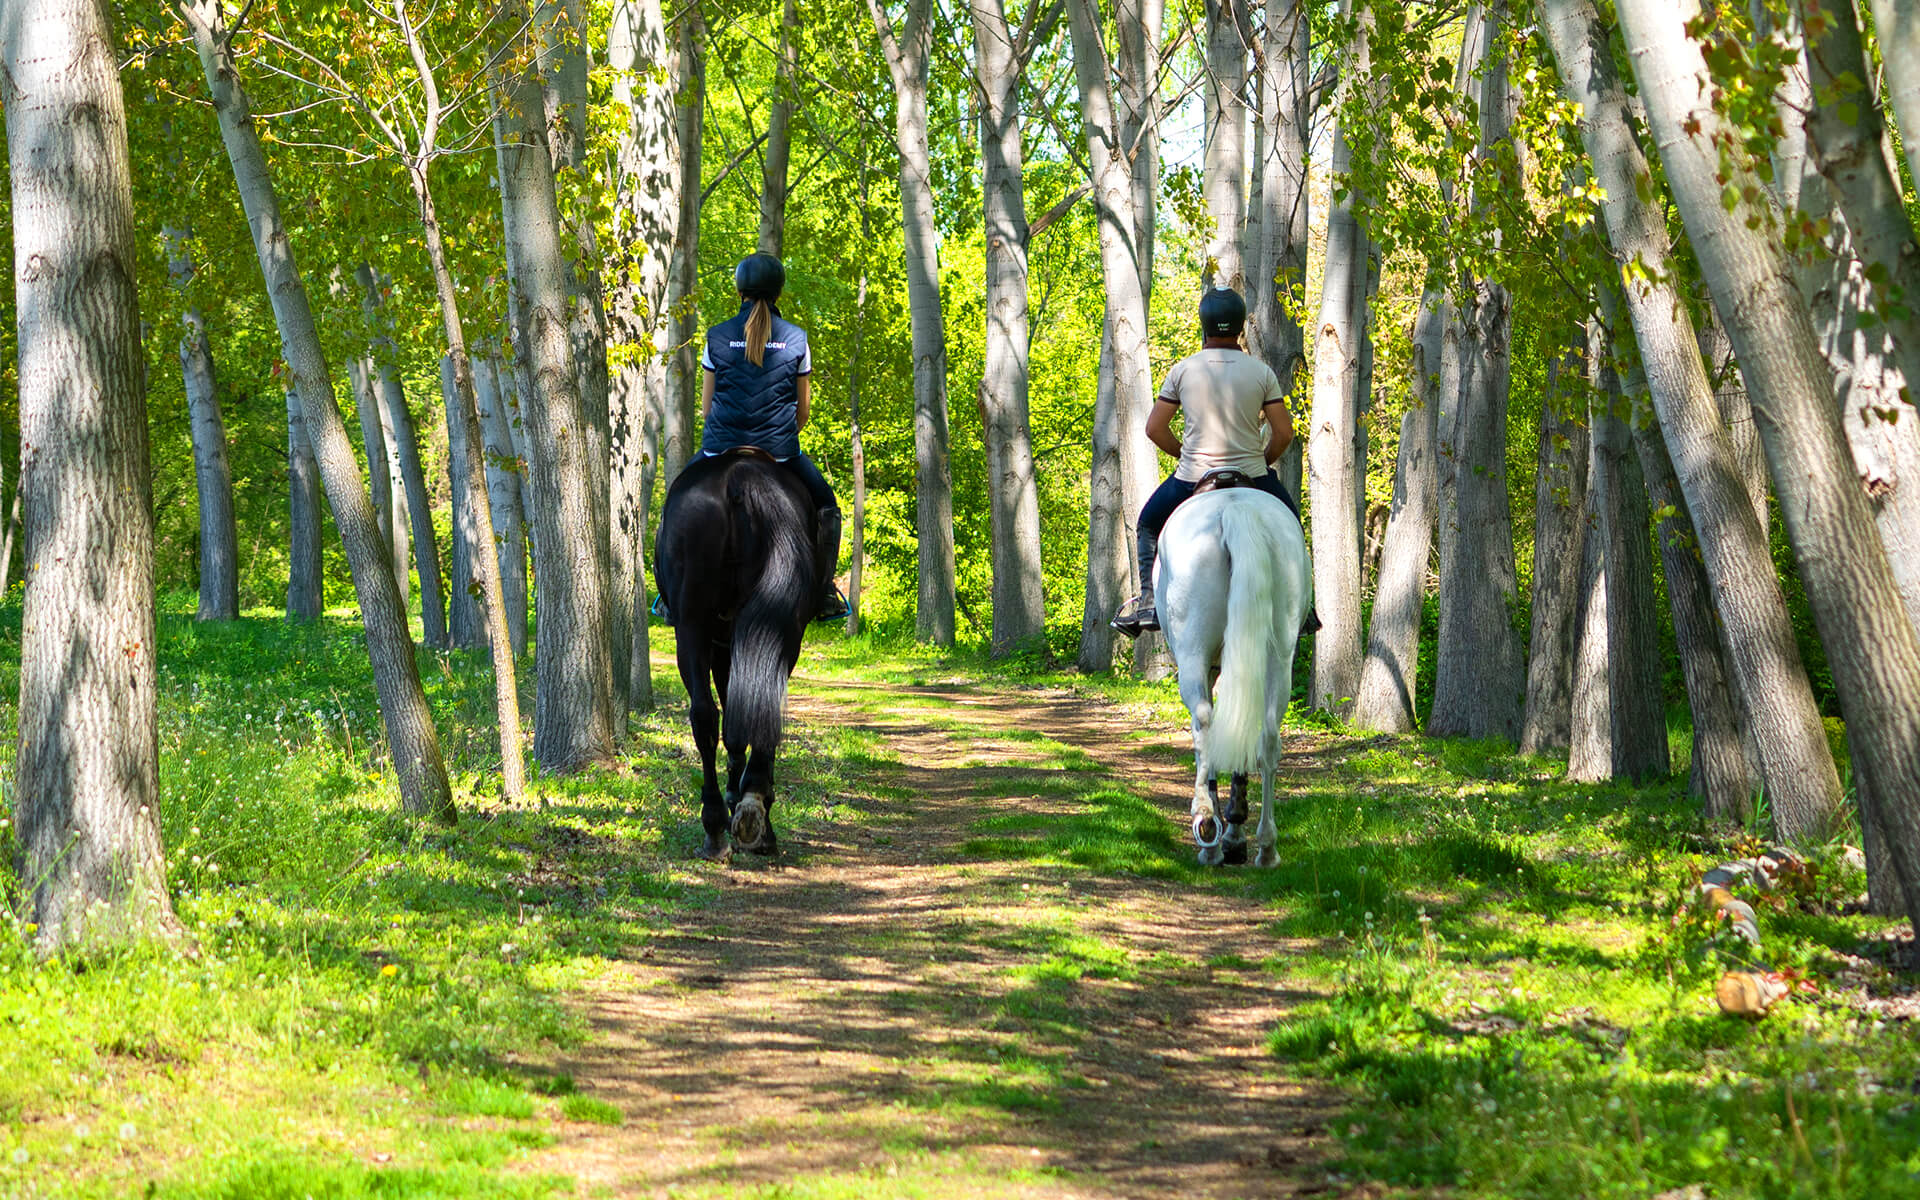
[1156,486,1312,867]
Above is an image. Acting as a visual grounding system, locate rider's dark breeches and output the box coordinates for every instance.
[784,452,838,512]
[1136,470,1298,597]
[1138,469,1297,541]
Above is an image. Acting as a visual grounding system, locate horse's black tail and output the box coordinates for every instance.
[723,470,813,755]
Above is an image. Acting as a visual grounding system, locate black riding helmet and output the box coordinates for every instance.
[1199,284,1246,338]
[735,252,786,301]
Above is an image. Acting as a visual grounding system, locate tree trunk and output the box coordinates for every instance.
[350,354,398,594]
[1069,0,1158,674]
[1615,328,1757,820]
[181,307,239,620]
[870,0,957,646]
[663,4,705,487]
[758,0,799,255]
[1203,0,1248,290]
[1518,342,1590,755]
[1353,292,1442,732]
[442,354,484,648]
[1115,0,1165,302]
[1696,298,1769,531]
[970,0,1047,656]
[494,64,618,773]
[611,0,680,714]
[1567,333,1669,783]
[475,351,529,657]
[184,0,451,819]
[1620,0,1920,893]
[5,0,183,952]
[1308,7,1370,715]
[359,265,446,648]
[1247,0,1309,400]
[1872,0,1920,193]
[286,388,324,620]
[1542,0,1842,835]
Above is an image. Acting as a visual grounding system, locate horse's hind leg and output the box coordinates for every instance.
[677,636,728,859]
[731,745,778,856]
[1222,774,1250,865]
[1254,641,1292,869]
[1179,672,1225,867]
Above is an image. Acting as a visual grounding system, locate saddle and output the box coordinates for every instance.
[716,446,779,464]
[1192,468,1260,496]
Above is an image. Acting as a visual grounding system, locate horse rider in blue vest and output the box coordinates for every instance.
[1112,285,1315,638]
[653,252,850,625]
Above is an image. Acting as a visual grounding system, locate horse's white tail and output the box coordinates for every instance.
[1207,501,1282,774]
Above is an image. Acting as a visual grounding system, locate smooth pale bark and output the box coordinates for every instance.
[1621,0,1920,892]
[1542,0,1842,835]
[441,355,483,648]
[349,355,397,591]
[1115,0,1165,300]
[758,0,799,255]
[184,0,451,819]
[662,5,704,487]
[164,227,239,621]
[1873,0,1920,192]
[610,0,679,713]
[970,0,1047,655]
[5,0,181,952]
[359,266,445,648]
[181,308,238,620]
[870,0,957,645]
[1353,292,1442,732]
[495,66,618,773]
[0,487,17,594]
[1567,344,1668,784]
[1203,0,1248,290]
[475,352,529,657]
[848,256,870,636]
[1069,0,1159,674]
[1247,0,1310,399]
[1431,2,1523,740]
[373,359,413,614]
[1308,6,1371,715]
[1518,345,1590,755]
[286,388,324,620]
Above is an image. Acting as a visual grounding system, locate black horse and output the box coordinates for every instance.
[654,450,827,858]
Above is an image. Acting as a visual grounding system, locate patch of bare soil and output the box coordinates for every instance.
[522,677,1344,1198]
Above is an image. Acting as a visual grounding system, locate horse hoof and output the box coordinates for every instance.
[1197,843,1226,867]
[731,796,768,850]
[1222,836,1248,866]
[1254,845,1279,869]
[1192,814,1221,849]
[699,833,730,861]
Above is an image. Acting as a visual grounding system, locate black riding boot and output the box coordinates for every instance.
[813,506,850,624]
[1111,530,1160,638]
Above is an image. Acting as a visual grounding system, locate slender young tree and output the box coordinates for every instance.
[5,0,183,952]
[1203,0,1249,290]
[164,227,240,622]
[286,387,325,620]
[1619,0,1920,898]
[969,0,1054,655]
[1246,0,1309,406]
[662,3,705,487]
[475,351,529,657]
[183,0,452,820]
[1542,0,1843,836]
[759,0,800,255]
[1872,0,1920,193]
[870,0,958,645]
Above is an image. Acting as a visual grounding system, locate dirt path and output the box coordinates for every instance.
[522,675,1342,1198]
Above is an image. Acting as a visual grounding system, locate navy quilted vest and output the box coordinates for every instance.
[701,302,809,461]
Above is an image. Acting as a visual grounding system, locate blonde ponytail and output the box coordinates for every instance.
[745,300,773,367]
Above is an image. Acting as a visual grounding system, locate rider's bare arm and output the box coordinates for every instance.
[1263,401,1295,463]
[795,373,812,430]
[1146,399,1182,459]
[701,366,716,419]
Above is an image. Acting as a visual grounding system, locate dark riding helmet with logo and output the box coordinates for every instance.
[1199,284,1246,338]
[734,252,786,301]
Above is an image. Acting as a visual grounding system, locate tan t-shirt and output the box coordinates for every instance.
[1159,348,1286,482]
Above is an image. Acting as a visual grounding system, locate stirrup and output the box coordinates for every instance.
[1301,605,1322,635]
[1111,597,1159,638]
[649,593,675,626]
[813,586,850,625]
